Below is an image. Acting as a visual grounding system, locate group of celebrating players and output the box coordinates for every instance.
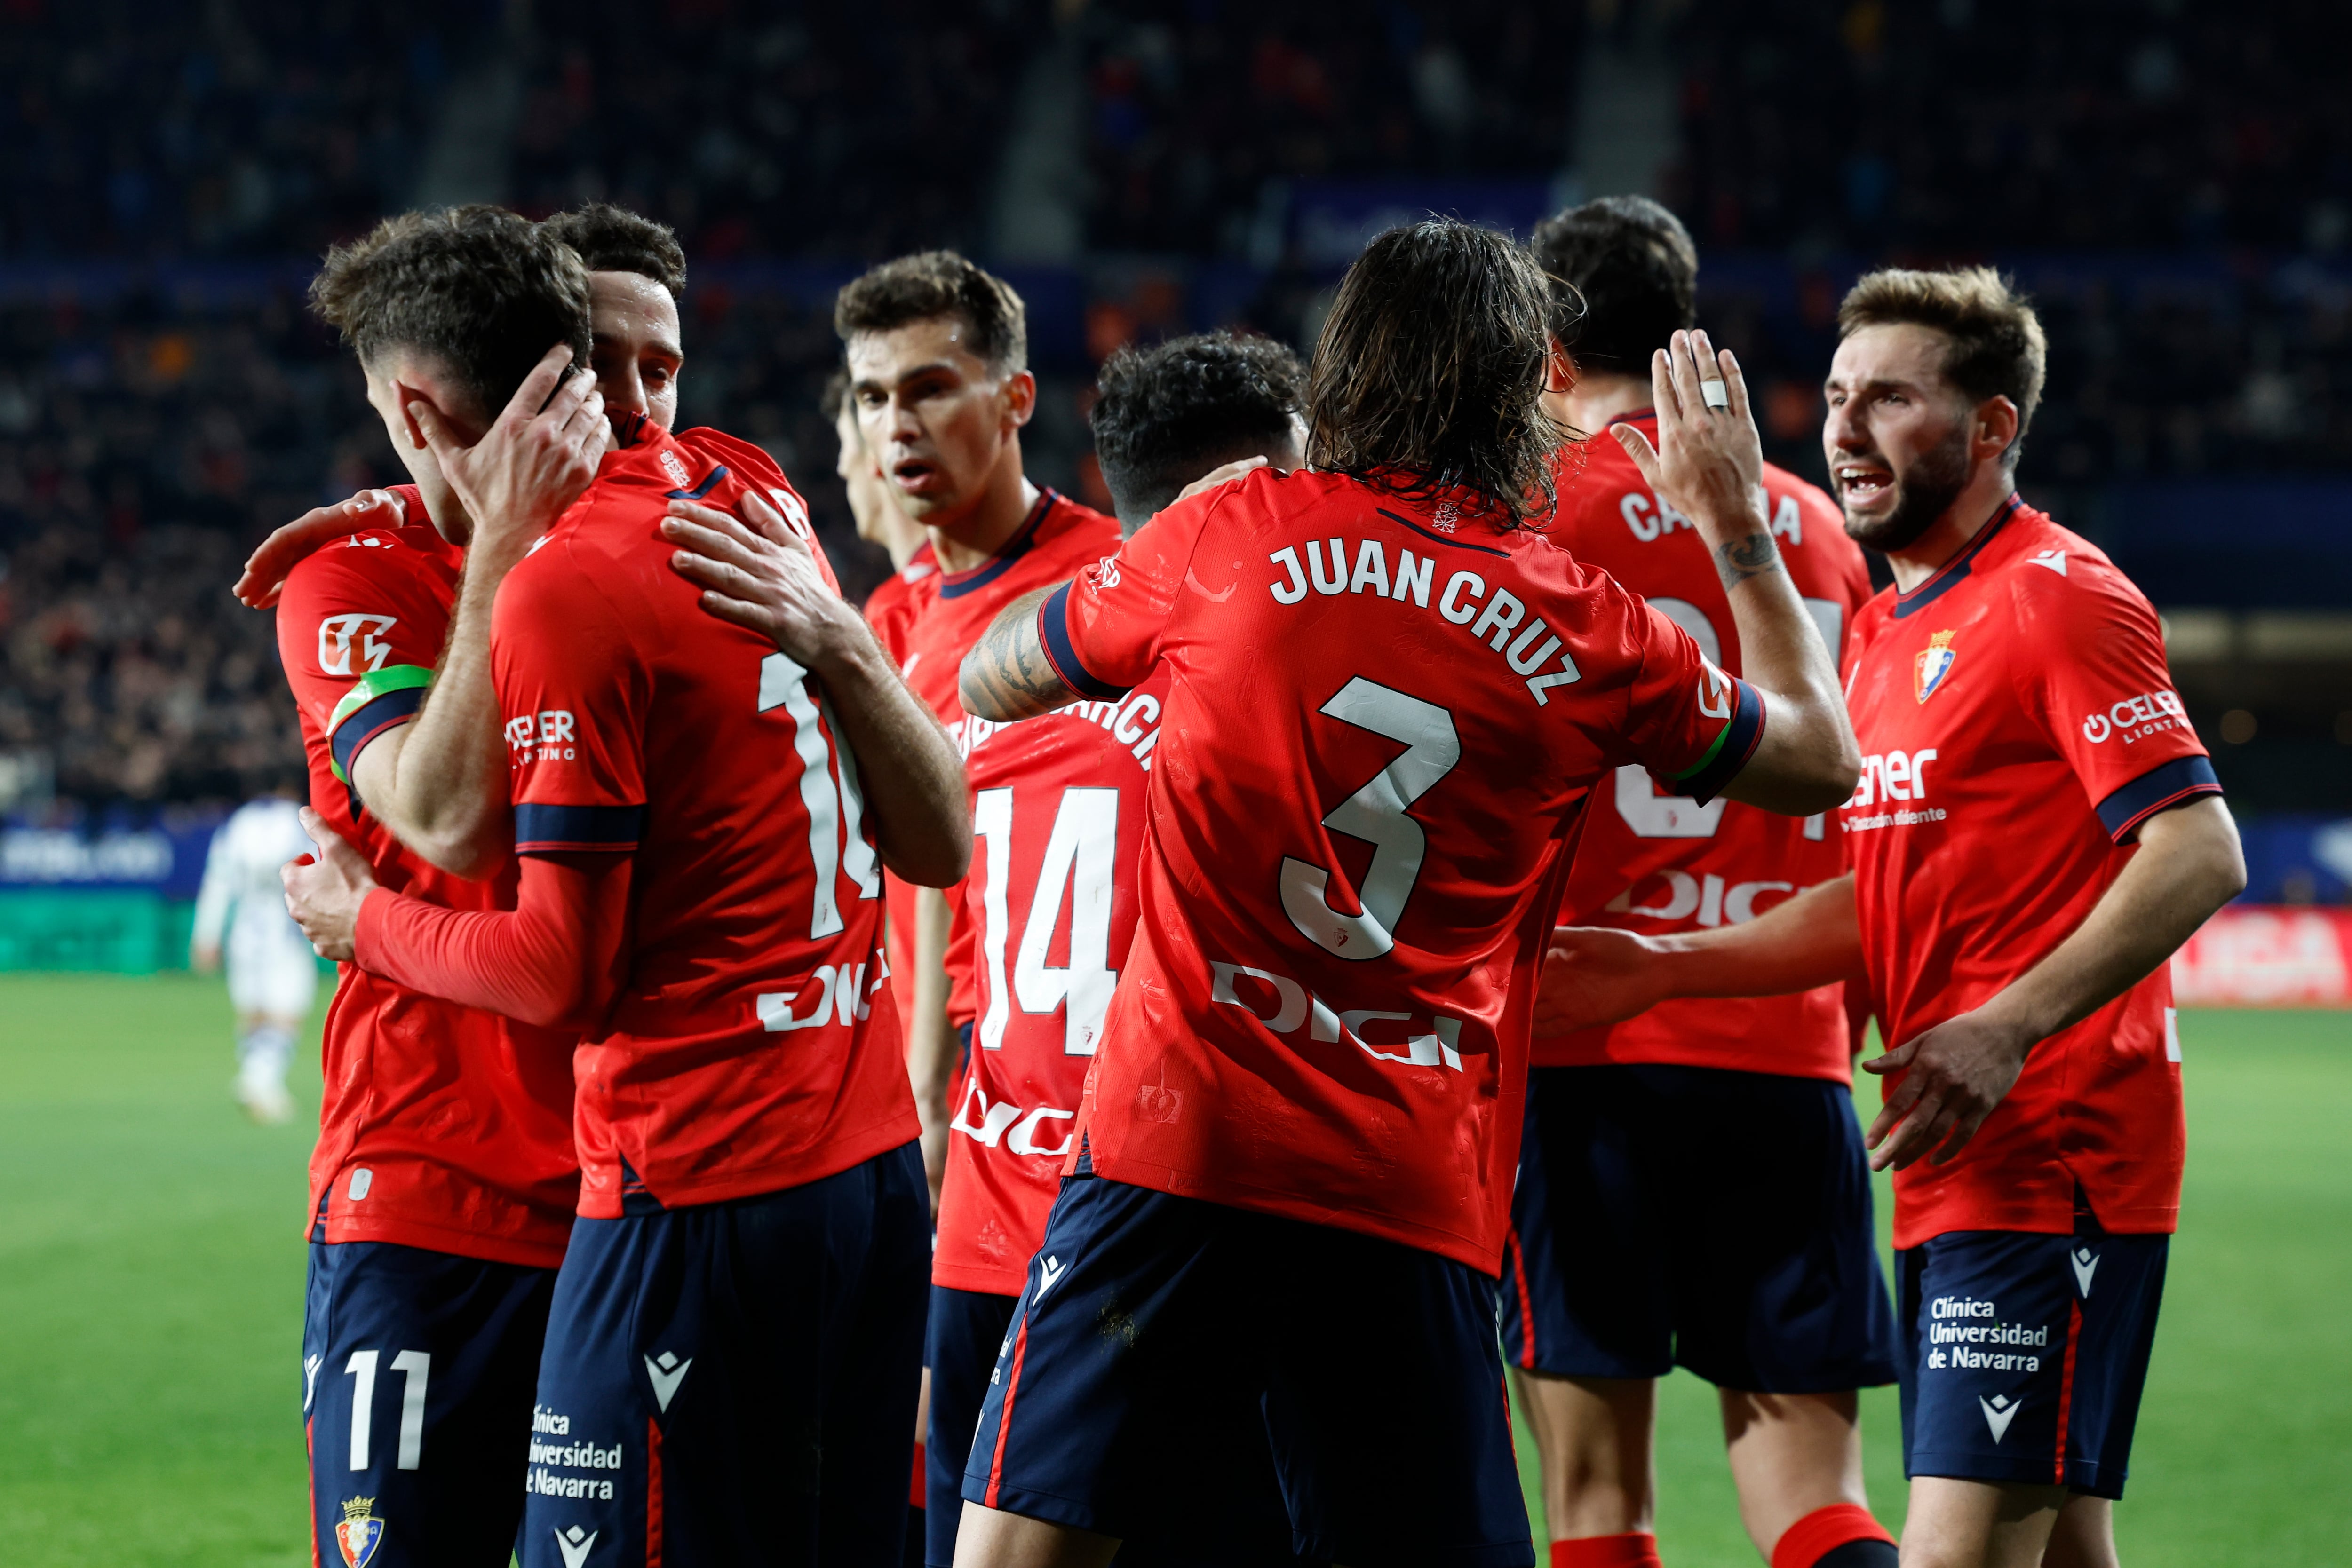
[232,189,2244,1568]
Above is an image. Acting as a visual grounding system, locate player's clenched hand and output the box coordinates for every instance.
[282,807,379,964]
[234,489,406,608]
[662,491,871,673]
[1611,329,1769,546]
[1861,1009,2034,1171]
[1533,926,1674,1037]
[412,344,607,564]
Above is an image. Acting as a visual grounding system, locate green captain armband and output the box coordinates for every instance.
[327,665,435,785]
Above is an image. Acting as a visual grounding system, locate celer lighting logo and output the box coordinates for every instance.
[1979,1394,2022,1443]
[335,1497,385,1568]
[1915,630,1957,703]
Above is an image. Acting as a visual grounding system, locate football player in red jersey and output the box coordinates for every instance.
[830,367,937,643]
[280,206,608,1568]
[235,204,694,611]
[1538,269,2246,1568]
[946,220,1860,1568]
[283,230,973,1567]
[915,330,1310,1568]
[1507,198,1900,1568]
[833,251,1124,1206]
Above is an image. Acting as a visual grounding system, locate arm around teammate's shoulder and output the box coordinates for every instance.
[1613,331,1860,816]
[661,491,970,887]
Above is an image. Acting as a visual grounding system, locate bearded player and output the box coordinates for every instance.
[237,203,693,611]
[1538,269,2245,1568]
[284,211,971,1565]
[950,221,1861,1568]
[834,251,1122,1204]
[282,206,608,1568]
[1510,197,1900,1568]
[920,330,1309,1568]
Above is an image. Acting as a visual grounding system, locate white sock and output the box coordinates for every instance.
[238,1025,294,1091]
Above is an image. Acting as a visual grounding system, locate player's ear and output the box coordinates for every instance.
[1002,368,1038,429]
[1975,395,2020,462]
[395,382,436,454]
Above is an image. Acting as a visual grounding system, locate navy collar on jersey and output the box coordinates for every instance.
[1890,493,2024,619]
[1377,507,1509,558]
[938,488,1057,599]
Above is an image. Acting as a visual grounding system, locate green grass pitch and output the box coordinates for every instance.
[0,974,2345,1566]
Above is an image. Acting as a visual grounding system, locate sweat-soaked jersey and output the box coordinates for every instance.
[278,504,578,1267]
[934,670,1168,1297]
[1037,467,1766,1272]
[1842,498,2218,1247]
[490,426,916,1218]
[1541,412,1875,1083]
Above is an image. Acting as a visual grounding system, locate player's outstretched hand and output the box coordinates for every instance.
[234,489,407,608]
[411,344,607,564]
[1534,926,1673,1037]
[282,806,380,964]
[662,491,870,673]
[1861,1009,2033,1171]
[1610,329,1768,545]
[1172,454,1271,507]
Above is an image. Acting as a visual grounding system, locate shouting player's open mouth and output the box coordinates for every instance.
[1835,459,1895,513]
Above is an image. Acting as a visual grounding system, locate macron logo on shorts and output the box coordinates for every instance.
[555,1525,597,1568]
[1979,1393,2023,1443]
[1034,1254,1068,1303]
[2072,1247,2099,1297]
[644,1351,691,1412]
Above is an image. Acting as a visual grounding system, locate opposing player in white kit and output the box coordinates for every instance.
[190,783,319,1123]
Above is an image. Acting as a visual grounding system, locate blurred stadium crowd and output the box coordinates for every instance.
[0,0,2345,822]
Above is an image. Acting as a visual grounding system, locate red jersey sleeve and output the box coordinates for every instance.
[1610,591,1768,806]
[2008,562,2220,842]
[493,546,651,855]
[1038,492,1213,697]
[277,533,452,785]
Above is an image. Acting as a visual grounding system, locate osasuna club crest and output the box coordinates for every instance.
[1915,631,1958,703]
[336,1497,386,1568]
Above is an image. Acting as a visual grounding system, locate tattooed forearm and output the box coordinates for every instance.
[1713,532,1785,594]
[959,586,1080,721]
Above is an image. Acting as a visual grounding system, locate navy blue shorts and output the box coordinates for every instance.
[1896,1218,2168,1500]
[303,1239,556,1568]
[963,1174,1533,1568]
[520,1143,930,1568]
[926,1281,1305,1568]
[1501,1063,1899,1392]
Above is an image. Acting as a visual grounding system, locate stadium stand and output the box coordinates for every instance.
[0,0,2342,854]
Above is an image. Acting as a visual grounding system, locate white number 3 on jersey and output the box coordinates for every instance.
[1281,677,1461,962]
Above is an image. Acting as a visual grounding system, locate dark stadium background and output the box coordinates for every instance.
[0,0,2345,940]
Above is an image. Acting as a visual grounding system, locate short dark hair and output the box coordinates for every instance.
[1090,332,1307,527]
[1529,195,1694,375]
[834,250,1026,376]
[540,202,687,298]
[311,205,591,420]
[1306,220,1560,526]
[1838,266,2048,459]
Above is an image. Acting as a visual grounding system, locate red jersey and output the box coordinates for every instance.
[1038,467,1767,1272]
[868,542,940,1031]
[1841,499,2218,1247]
[864,539,938,646]
[1542,416,1875,1082]
[278,507,578,1267]
[934,671,1169,1296]
[878,490,1122,1029]
[490,426,917,1218]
